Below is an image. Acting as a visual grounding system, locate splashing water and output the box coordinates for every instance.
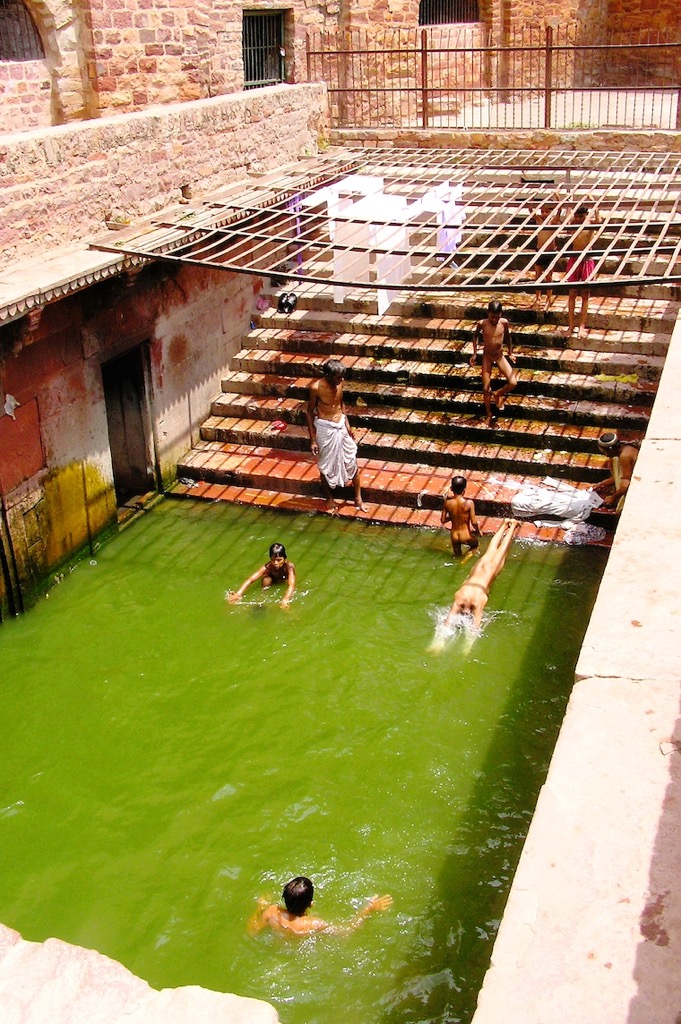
[428,606,482,655]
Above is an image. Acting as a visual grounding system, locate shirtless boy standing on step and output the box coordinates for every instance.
[471,300,517,426]
[441,475,480,558]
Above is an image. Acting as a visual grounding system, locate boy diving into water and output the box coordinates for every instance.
[445,518,520,632]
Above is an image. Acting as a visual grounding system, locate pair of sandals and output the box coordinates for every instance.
[277,292,298,314]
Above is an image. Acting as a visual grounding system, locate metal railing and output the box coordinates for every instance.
[306,25,681,131]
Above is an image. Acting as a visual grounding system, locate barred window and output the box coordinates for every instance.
[0,0,44,61]
[419,0,480,24]
[243,11,285,90]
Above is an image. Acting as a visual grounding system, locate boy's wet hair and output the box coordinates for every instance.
[323,358,345,380]
[488,300,503,315]
[269,542,287,559]
[451,475,467,494]
[575,204,589,217]
[283,876,314,916]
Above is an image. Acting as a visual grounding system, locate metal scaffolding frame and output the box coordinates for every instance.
[91,148,681,294]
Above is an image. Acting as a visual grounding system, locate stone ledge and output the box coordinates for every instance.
[0,923,278,1024]
[472,673,681,1024]
[330,128,681,153]
[472,304,681,1023]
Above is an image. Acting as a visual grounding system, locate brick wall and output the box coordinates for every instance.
[0,61,53,135]
[1,0,672,130]
[0,83,327,267]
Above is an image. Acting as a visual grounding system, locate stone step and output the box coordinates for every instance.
[246,323,668,370]
[169,481,609,545]
[220,373,652,430]
[188,422,606,482]
[253,307,669,359]
[262,282,681,333]
[206,396,645,455]
[228,349,658,405]
[178,440,602,512]
[177,443,617,538]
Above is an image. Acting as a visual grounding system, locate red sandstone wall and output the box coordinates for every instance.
[0,61,52,135]
[0,84,327,267]
[606,0,679,33]
[0,0,672,132]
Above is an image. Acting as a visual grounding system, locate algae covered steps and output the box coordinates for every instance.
[173,287,675,541]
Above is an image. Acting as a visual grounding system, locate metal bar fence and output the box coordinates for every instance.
[306,24,681,130]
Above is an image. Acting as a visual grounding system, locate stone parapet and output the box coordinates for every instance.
[470,310,681,1022]
[0,83,327,267]
[330,127,681,152]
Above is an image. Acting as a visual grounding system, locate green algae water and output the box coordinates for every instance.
[0,500,605,1023]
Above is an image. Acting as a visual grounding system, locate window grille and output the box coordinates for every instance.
[243,11,285,90]
[0,0,44,61]
[419,0,479,25]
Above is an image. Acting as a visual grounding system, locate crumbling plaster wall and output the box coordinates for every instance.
[0,263,258,613]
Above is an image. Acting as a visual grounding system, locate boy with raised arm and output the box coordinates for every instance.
[470,300,517,426]
[248,876,392,937]
[441,475,480,558]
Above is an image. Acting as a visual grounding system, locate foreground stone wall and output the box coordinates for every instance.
[0,922,279,1023]
[0,83,327,267]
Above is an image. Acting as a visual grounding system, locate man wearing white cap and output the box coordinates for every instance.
[594,432,639,511]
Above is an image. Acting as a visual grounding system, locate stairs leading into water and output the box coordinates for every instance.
[172,286,677,544]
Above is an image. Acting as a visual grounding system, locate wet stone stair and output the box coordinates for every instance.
[172,288,676,544]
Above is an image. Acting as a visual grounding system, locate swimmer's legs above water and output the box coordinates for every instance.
[445,518,520,631]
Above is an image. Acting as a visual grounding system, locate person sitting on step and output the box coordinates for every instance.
[593,431,639,512]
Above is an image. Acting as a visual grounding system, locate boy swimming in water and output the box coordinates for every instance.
[441,475,480,558]
[227,542,296,609]
[247,876,392,937]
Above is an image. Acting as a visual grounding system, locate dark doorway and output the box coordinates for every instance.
[102,347,156,504]
[243,11,285,89]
